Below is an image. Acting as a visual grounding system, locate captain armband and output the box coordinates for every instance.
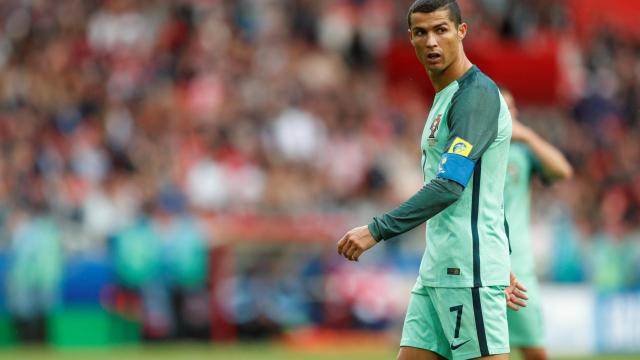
[436,137,476,187]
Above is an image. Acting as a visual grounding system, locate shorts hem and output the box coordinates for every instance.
[399,340,449,359]
[454,346,510,360]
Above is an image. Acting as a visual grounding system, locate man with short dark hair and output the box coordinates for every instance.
[337,1,526,359]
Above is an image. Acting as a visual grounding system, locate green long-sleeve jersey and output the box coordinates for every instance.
[369,66,512,288]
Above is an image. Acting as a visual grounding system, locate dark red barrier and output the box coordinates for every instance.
[569,0,640,45]
[383,38,561,106]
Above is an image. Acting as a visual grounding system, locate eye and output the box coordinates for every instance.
[436,27,447,34]
[413,28,426,36]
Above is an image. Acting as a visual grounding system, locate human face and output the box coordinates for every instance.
[409,9,466,74]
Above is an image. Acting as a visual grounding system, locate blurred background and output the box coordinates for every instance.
[0,0,638,359]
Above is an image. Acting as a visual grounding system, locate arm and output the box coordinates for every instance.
[337,84,501,261]
[512,120,573,181]
[367,84,500,242]
[337,178,463,262]
[368,178,463,241]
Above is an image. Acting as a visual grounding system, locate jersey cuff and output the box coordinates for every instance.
[368,221,383,242]
[436,153,475,187]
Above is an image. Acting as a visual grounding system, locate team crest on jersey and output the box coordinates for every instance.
[448,137,473,157]
[428,114,442,146]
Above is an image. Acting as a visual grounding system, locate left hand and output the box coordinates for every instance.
[337,225,378,262]
[506,272,528,311]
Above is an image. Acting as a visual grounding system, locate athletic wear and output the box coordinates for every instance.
[368,65,512,358]
[504,142,549,277]
[369,65,513,288]
[401,283,510,360]
[504,142,550,347]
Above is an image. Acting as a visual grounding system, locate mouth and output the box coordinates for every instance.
[426,53,442,64]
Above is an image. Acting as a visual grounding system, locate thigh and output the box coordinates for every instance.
[474,354,510,360]
[519,347,548,360]
[397,346,448,360]
[508,277,545,348]
[430,286,510,360]
[400,286,451,359]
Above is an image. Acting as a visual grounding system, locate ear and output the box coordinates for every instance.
[408,28,415,45]
[457,23,468,40]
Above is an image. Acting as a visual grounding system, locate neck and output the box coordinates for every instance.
[428,52,473,92]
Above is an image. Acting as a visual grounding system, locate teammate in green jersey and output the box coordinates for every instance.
[501,88,573,360]
[337,1,526,359]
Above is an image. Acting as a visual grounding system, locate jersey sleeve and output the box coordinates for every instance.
[368,178,462,242]
[436,84,500,187]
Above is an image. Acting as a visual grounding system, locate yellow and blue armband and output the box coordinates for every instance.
[436,137,475,187]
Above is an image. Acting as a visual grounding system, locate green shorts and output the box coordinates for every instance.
[507,275,544,348]
[400,283,510,360]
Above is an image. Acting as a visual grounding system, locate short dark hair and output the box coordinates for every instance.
[407,0,462,28]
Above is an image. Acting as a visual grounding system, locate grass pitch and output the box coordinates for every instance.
[0,343,638,360]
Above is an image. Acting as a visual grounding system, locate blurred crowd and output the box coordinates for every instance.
[0,0,639,341]
[544,27,640,290]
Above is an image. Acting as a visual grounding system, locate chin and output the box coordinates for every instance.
[426,64,445,73]
[428,60,452,73]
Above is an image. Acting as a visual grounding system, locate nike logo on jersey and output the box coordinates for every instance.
[450,339,471,350]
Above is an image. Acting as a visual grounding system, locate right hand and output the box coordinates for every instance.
[336,225,378,262]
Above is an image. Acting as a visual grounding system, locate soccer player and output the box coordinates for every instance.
[337,1,526,359]
[502,88,573,360]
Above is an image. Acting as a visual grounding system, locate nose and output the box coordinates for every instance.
[425,32,438,49]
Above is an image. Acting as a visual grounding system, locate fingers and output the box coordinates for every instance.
[343,242,356,259]
[511,280,528,301]
[509,293,527,308]
[336,232,363,262]
[512,287,528,301]
[343,242,361,261]
[510,273,528,292]
[351,247,364,261]
[505,283,528,311]
[516,282,528,292]
[337,234,348,256]
[337,226,377,262]
[507,301,520,311]
[506,295,524,311]
[347,246,365,262]
[507,273,528,310]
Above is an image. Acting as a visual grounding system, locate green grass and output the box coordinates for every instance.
[0,343,638,360]
[0,343,394,360]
